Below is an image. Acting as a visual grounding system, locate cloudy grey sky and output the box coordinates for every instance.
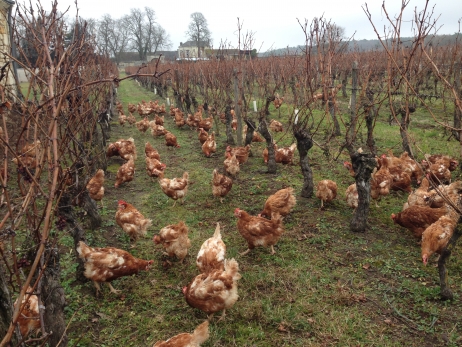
[38,0,460,52]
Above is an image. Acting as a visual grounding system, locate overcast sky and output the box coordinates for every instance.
[37,0,461,52]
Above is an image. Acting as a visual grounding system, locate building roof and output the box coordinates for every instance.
[179,40,210,48]
[149,51,177,61]
[117,51,177,62]
[155,51,177,60]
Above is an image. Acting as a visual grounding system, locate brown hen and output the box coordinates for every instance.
[391,205,448,239]
[146,157,166,179]
[224,152,240,177]
[114,157,135,188]
[202,132,216,157]
[183,258,241,321]
[145,142,161,160]
[14,287,41,339]
[212,169,233,203]
[136,116,150,132]
[115,200,152,243]
[86,169,105,207]
[153,321,209,347]
[196,223,226,273]
[315,180,338,209]
[234,208,284,255]
[165,131,180,148]
[107,138,136,161]
[226,145,250,164]
[158,171,189,206]
[77,241,153,295]
[153,221,191,263]
[259,187,296,219]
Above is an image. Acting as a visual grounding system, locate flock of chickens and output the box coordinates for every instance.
[11,98,301,344]
[318,150,461,267]
[11,94,462,345]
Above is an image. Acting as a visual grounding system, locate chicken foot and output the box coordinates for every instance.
[107,283,121,294]
[216,309,227,322]
[239,249,251,256]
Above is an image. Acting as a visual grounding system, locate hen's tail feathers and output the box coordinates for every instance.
[76,241,90,259]
[191,321,210,345]
[141,219,153,233]
[224,258,242,280]
[270,212,283,224]
[183,172,189,181]
[213,222,221,239]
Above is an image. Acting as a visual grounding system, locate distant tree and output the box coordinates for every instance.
[17,17,40,67]
[122,7,171,61]
[185,12,212,57]
[66,18,95,50]
[150,25,171,54]
[97,14,130,65]
[84,18,98,38]
[327,23,345,42]
[97,14,114,57]
[110,20,131,65]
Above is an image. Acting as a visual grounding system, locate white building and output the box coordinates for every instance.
[177,41,211,60]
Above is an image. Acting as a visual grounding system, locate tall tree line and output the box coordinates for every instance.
[17,6,173,66]
[95,7,172,63]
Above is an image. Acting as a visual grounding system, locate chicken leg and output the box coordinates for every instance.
[93,281,102,297]
[239,248,251,256]
[270,245,276,255]
[107,283,121,294]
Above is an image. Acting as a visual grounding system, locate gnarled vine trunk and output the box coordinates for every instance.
[58,194,87,282]
[294,127,314,197]
[225,105,235,145]
[244,119,256,147]
[41,246,68,346]
[259,96,277,174]
[0,264,14,343]
[349,152,377,232]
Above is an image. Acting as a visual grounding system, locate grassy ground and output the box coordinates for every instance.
[60,77,462,347]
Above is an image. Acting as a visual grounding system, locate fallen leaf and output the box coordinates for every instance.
[354,294,367,302]
[277,322,289,332]
[362,263,371,270]
[384,319,392,325]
